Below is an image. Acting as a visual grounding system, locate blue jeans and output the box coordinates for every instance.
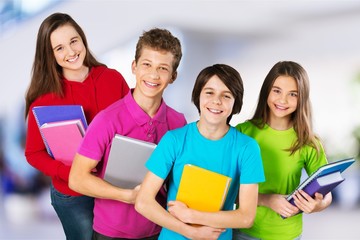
[232,229,302,240]
[51,184,94,240]
[232,230,260,240]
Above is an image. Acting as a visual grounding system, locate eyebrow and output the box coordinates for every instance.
[203,87,232,94]
[272,86,298,93]
[52,36,79,50]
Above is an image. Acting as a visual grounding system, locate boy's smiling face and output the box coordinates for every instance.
[132,47,176,102]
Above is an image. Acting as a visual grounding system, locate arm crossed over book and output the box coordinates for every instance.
[176,164,232,212]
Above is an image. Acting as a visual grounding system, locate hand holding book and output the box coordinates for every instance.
[282,157,355,218]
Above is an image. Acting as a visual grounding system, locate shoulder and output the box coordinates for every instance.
[163,123,191,139]
[165,105,187,128]
[90,66,126,82]
[101,97,127,116]
[30,92,63,109]
[230,126,259,147]
[235,120,255,132]
[165,105,185,118]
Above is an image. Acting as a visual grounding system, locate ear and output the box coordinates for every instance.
[131,60,137,74]
[170,71,178,83]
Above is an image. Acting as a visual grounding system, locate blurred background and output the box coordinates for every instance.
[0,0,359,239]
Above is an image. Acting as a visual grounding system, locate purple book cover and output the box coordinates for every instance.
[288,172,345,206]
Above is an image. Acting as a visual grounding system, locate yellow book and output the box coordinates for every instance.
[176,164,232,212]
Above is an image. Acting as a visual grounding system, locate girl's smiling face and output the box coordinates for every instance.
[267,75,298,122]
[50,24,87,78]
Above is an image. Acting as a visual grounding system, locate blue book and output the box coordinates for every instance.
[32,105,88,157]
[283,157,355,218]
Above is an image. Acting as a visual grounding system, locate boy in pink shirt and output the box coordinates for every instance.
[69,28,186,239]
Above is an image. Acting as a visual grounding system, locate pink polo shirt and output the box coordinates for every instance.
[78,90,186,238]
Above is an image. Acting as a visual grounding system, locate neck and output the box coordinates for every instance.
[196,120,229,140]
[132,89,162,118]
[267,116,292,130]
[63,66,89,82]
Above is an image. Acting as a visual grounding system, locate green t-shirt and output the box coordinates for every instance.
[236,121,327,240]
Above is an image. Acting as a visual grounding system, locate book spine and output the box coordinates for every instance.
[32,109,54,158]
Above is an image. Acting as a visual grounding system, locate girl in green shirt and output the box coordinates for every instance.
[234,61,332,240]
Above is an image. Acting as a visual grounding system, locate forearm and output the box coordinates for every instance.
[187,208,254,229]
[69,171,133,203]
[258,193,270,207]
[258,192,282,208]
[136,194,195,238]
[25,149,70,181]
[69,154,135,203]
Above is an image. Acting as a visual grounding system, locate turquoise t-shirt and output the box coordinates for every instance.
[236,121,327,240]
[146,122,265,240]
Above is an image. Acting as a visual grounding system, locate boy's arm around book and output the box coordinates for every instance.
[167,183,258,228]
[135,171,226,239]
[69,152,140,204]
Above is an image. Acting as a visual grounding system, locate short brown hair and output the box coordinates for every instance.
[192,64,244,124]
[134,28,182,73]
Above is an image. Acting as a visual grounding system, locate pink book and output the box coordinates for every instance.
[40,119,85,166]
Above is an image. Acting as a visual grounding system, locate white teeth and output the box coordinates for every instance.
[209,108,222,113]
[145,81,158,86]
[67,55,78,62]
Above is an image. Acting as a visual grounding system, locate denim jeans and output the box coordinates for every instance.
[232,229,302,240]
[232,230,260,240]
[50,184,94,240]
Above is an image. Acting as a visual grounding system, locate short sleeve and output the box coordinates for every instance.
[145,131,177,180]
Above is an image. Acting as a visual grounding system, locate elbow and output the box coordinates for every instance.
[135,193,151,219]
[242,217,255,228]
[236,214,255,229]
[68,170,80,193]
[134,196,145,215]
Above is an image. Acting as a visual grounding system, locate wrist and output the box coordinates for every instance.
[258,193,267,207]
[57,163,71,182]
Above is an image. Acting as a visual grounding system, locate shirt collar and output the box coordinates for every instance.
[124,89,167,126]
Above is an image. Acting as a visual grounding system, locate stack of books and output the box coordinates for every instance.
[283,157,355,218]
[32,105,88,166]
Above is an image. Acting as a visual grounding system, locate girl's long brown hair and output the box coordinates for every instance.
[250,61,321,155]
[25,13,104,117]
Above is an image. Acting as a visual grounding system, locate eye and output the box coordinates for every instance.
[70,39,78,44]
[158,66,169,72]
[272,88,281,94]
[224,94,232,99]
[289,92,298,97]
[204,91,213,95]
[54,46,63,52]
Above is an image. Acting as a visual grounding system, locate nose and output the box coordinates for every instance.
[66,45,76,56]
[279,93,288,103]
[213,96,221,105]
[149,67,160,79]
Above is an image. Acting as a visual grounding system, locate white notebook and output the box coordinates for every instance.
[104,134,156,189]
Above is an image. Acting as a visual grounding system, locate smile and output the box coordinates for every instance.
[67,54,79,63]
[144,81,159,87]
[275,104,288,110]
[208,108,222,114]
